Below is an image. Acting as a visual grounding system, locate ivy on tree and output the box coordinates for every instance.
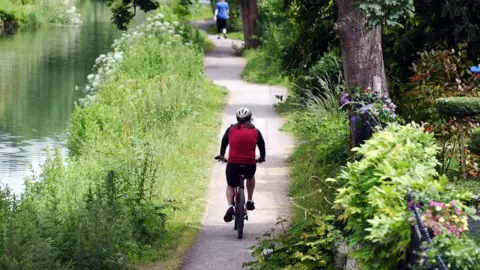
[359,0,415,27]
[107,0,159,30]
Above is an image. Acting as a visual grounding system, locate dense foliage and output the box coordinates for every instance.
[244,1,480,264]
[0,0,81,28]
[436,97,480,117]
[106,0,159,30]
[398,45,480,124]
[334,123,477,269]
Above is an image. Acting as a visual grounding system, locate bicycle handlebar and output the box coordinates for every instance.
[214,156,264,163]
[214,156,228,163]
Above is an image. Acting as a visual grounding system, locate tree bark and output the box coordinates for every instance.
[239,0,260,49]
[335,0,388,97]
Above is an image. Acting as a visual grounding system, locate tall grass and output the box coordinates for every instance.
[0,9,226,269]
[0,0,81,28]
[281,77,349,219]
[241,21,289,85]
[242,49,288,85]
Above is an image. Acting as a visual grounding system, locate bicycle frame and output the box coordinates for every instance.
[233,174,247,239]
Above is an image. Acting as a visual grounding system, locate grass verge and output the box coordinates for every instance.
[243,49,289,86]
[206,23,244,40]
[200,30,215,53]
[0,9,226,269]
[280,91,348,220]
[138,80,227,269]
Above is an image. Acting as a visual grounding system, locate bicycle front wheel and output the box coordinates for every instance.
[236,189,245,239]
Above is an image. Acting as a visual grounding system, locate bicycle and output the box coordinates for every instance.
[215,156,262,239]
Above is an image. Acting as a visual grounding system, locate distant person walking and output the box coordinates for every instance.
[214,0,229,39]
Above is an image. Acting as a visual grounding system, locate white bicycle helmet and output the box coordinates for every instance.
[236,107,252,121]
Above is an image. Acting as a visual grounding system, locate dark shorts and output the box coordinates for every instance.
[226,163,256,187]
[216,18,227,33]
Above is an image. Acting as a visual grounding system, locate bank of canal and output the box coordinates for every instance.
[0,2,143,193]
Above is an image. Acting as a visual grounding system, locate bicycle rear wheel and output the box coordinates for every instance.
[236,188,245,239]
[234,188,238,230]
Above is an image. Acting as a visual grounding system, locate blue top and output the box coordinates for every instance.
[470,66,480,73]
[216,2,229,19]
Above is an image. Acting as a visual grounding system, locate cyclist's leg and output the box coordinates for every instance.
[244,164,257,210]
[225,163,238,206]
[224,163,239,222]
[246,176,255,201]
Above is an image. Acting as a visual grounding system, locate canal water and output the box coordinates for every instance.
[0,2,142,193]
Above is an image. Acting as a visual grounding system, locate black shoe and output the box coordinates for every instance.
[224,33,227,39]
[246,201,255,211]
[224,207,234,222]
[217,36,221,39]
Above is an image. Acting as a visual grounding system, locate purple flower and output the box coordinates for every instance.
[360,104,373,114]
[341,93,349,105]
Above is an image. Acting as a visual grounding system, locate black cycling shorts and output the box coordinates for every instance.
[216,18,227,33]
[226,163,256,187]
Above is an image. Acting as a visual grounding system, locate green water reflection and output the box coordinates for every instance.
[0,2,143,192]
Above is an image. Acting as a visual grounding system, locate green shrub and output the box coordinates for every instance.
[398,45,480,124]
[0,9,16,23]
[423,233,480,270]
[436,97,480,117]
[292,52,342,99]
[333,123,477,269]
[284,90,349,217]
[245,216,342,270]
[469,128,480,155]
[333,123,438,268]
[226,0,242,32]
[242,49,287,85]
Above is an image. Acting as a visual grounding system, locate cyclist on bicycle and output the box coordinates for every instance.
[215,108,266,222]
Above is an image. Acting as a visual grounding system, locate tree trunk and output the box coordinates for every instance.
[239,0,260,49]
[335,0,388,97]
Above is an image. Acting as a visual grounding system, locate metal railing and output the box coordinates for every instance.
[406,190,448,270]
